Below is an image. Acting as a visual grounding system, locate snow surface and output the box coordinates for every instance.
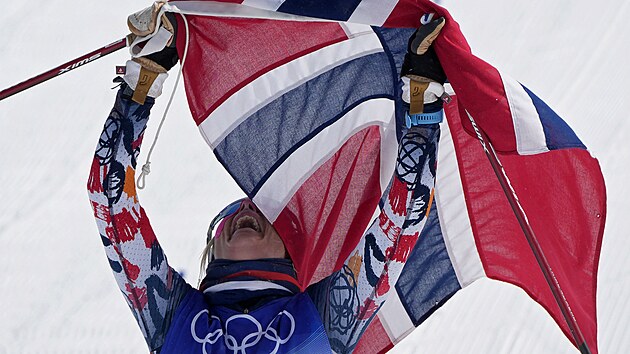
[1,0,628,353]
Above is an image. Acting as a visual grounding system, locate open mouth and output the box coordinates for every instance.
[233,215,262,234]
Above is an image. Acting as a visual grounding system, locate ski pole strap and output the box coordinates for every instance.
[405,110,443,127]
[132,66,161,105]
[409,80,429,115]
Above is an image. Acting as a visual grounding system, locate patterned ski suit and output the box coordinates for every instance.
[87,83,439,353]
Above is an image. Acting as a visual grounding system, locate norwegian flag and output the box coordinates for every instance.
[166,0,606,353]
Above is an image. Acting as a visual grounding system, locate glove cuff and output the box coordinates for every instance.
[401,78,445,105]
[123,60,169,103]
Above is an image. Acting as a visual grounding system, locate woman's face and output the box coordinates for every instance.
[212,199,286,260]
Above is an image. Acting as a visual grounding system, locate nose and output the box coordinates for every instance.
[238,199,258,213]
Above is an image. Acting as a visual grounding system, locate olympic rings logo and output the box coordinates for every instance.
[190,309,296,354]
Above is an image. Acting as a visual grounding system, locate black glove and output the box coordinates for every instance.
[401,17,447,84]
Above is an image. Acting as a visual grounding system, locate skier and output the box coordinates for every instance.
[87,4,447,353]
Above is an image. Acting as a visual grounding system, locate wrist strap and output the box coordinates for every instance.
[409,80,429,114]
[405,110,443,127]
[122,60,168,103]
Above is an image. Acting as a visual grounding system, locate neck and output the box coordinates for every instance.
[199,259,299,309]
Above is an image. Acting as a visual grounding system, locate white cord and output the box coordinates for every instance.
[137,13,190,190]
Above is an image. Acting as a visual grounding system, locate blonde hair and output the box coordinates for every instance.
[197,237,214,287]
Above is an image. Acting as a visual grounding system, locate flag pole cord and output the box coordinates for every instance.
[465,111,591,354]
[0,38,127,102]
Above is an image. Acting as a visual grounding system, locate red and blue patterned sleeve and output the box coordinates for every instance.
[308,124,440,353]
[87,84,192,351]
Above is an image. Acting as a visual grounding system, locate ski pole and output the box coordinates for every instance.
[0,38,127,102]
[464,111,592,354]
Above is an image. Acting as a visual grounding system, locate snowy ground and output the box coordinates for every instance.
[1,1,628,353]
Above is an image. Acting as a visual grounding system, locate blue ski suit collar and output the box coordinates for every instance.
[199,259,300,310]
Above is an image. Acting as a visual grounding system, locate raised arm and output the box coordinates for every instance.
[86,8,190,351]
[308,18,447,353]
[311,124,440,353]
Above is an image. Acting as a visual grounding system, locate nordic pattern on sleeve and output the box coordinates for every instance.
[87,86,191,351]
[325,125,439,353]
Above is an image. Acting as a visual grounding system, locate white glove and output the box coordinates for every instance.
[127,1,175,58]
